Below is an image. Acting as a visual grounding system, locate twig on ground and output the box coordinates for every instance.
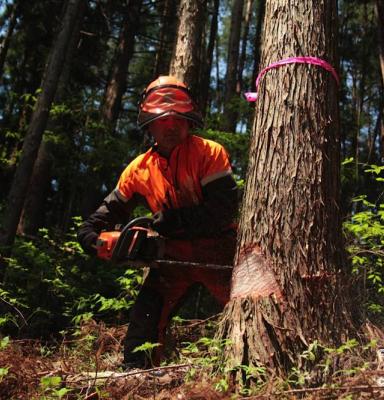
[69,362,192,384]
[279,384,384,396]
[178,314,220,329]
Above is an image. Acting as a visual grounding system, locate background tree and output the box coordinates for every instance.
[102,0,143,129]
[169,0,206,98]
[376,0,384,86]
[221,0,244,133]
[216,0,355,379]
[0,0,84,248]
[199,0,219,116]
[0,1,18,81]
[339,0,382,212]
[153,0,179,77]
[17,1,86,235]
[375,0,384,160]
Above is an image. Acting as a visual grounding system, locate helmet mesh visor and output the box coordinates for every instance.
[138,86,203,128]
[141,87,194,114]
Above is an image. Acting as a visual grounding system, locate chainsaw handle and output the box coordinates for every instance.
[110,217,154,263]
[123,216,154,230]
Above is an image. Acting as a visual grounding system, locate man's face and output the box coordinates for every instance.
[148,116,189,155]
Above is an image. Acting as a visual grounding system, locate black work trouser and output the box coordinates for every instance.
[123,232,236,368]
[123,286,163,368]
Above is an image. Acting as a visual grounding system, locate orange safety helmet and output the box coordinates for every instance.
[137,76,203,129]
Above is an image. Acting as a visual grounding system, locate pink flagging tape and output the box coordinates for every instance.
[244,56,340,102]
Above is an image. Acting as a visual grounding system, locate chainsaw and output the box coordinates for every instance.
[95,216,232,270]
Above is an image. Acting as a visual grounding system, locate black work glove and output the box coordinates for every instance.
[77,230,98,255]
[152,209,182,237]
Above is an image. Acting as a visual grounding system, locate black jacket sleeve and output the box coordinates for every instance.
[153,174,239,238]
[77,189,137,254]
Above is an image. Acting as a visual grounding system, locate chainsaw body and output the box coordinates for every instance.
[95,216,233,270]
[96,217,164,264]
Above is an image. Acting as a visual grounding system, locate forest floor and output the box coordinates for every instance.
[1,318,384,399]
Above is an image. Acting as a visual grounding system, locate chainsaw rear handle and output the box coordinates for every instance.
[121,216,154,230]
[110,216,154,263]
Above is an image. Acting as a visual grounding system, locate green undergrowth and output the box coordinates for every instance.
[0,217,143,339]
[343,162,384,323]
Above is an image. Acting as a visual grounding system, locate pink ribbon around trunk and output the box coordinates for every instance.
[244,56,340,102]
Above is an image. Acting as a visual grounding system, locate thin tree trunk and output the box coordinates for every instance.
[0,2,18,81]
[102,0,143,128]
[0,0,84,249]
[221,0,244,133]
[214,25,221,112]
[375,0,384,86]
[353,3,368,181]
[199,0,219,116]
[18,1,86,236]
[247,0,265,131]
[235,0,254,132]
[217,0,354,380]
[367,110,380,164]
[17,141,52,234]
[169,0,206,99]
[251,0,265,92]
[237,0,254,96]
[375,0,384,161]
[381,110,384,163]
[153,0,178,77]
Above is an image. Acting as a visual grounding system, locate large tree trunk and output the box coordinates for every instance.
[169,0,206,100]
[0,0,84,249]
[102,0,143,128]
[221,0,244,133]
[216,0,354,380]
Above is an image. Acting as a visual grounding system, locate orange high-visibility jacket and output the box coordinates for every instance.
[117,135,233,212]
[78,135,238,253]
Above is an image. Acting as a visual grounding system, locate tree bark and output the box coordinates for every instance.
[102,0,143,128]
[169,0,206,101]
[216,0,354,380]
[0,0,84,249]
[0,2,18,81]
[221,0,244,133]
